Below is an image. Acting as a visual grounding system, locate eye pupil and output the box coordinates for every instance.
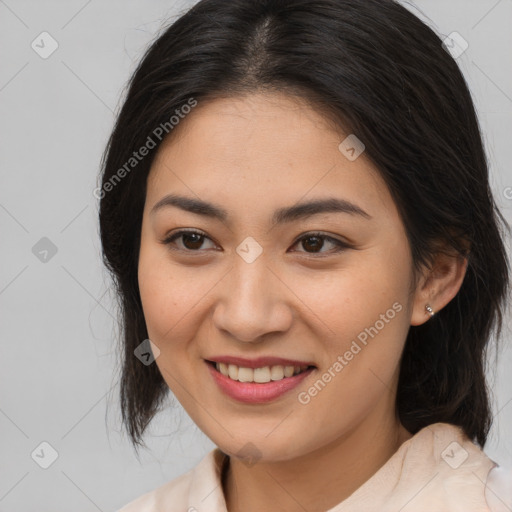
[303,236,323,252]
[183,233,204,250]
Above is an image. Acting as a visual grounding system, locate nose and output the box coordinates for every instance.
[212,257,293,343]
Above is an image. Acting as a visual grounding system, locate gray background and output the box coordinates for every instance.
[0,1,511,511]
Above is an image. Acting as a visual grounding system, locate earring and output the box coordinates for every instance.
[425,304,435,317]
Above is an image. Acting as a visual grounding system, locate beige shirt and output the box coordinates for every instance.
[118,422,512,512]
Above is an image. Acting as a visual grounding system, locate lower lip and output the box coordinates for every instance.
[206,361,315,404]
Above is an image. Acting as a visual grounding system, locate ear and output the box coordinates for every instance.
[410,248,469,326]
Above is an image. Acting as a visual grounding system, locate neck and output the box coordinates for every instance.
[223,413,412,512]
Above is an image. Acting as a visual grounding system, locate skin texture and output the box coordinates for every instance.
[138,92,468,512]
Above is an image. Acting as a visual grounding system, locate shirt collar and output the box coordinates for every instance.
[184,423,496,512]
[187,446,229,512]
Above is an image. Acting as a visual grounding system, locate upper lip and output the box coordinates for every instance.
[206,356,316,369]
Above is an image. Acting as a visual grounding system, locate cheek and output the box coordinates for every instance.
[303,252,411,348]
[138,243,183,343]
[137,254,204,396]
[137,246,217,355]
[138,265,174,339]
[294,278,409,429]
[293,250,412,410]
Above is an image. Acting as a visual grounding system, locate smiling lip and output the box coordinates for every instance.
[205,358,316,404]
[206,355,315,368]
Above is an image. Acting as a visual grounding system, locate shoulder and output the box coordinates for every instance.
[486,465,512,512]
[384,423,506,511]
[116,448,228,512]
[422,423,512,511]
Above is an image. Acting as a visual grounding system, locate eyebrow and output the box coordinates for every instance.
[150,193,372,224]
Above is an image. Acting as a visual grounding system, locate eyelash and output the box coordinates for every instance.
[161,229,351,257]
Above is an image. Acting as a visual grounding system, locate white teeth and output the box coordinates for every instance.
[214,362,310,383]
[270,366,284,380]
[238,367,253,382]
[219,362,229,376]
[228,364,238,380]
[284,366,294,378]
[254,366,270,383]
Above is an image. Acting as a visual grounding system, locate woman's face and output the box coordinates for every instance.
[138,92,419,461]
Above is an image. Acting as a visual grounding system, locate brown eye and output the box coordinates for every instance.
[162,230,217,252]
[161,230,350,256]
[301,235,324,252]
[291,232,350,256]
[181,232,205,250]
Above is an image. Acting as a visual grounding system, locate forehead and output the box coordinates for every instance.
[146,92,396,224]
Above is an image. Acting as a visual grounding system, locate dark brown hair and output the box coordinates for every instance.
[98,0,511,451]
